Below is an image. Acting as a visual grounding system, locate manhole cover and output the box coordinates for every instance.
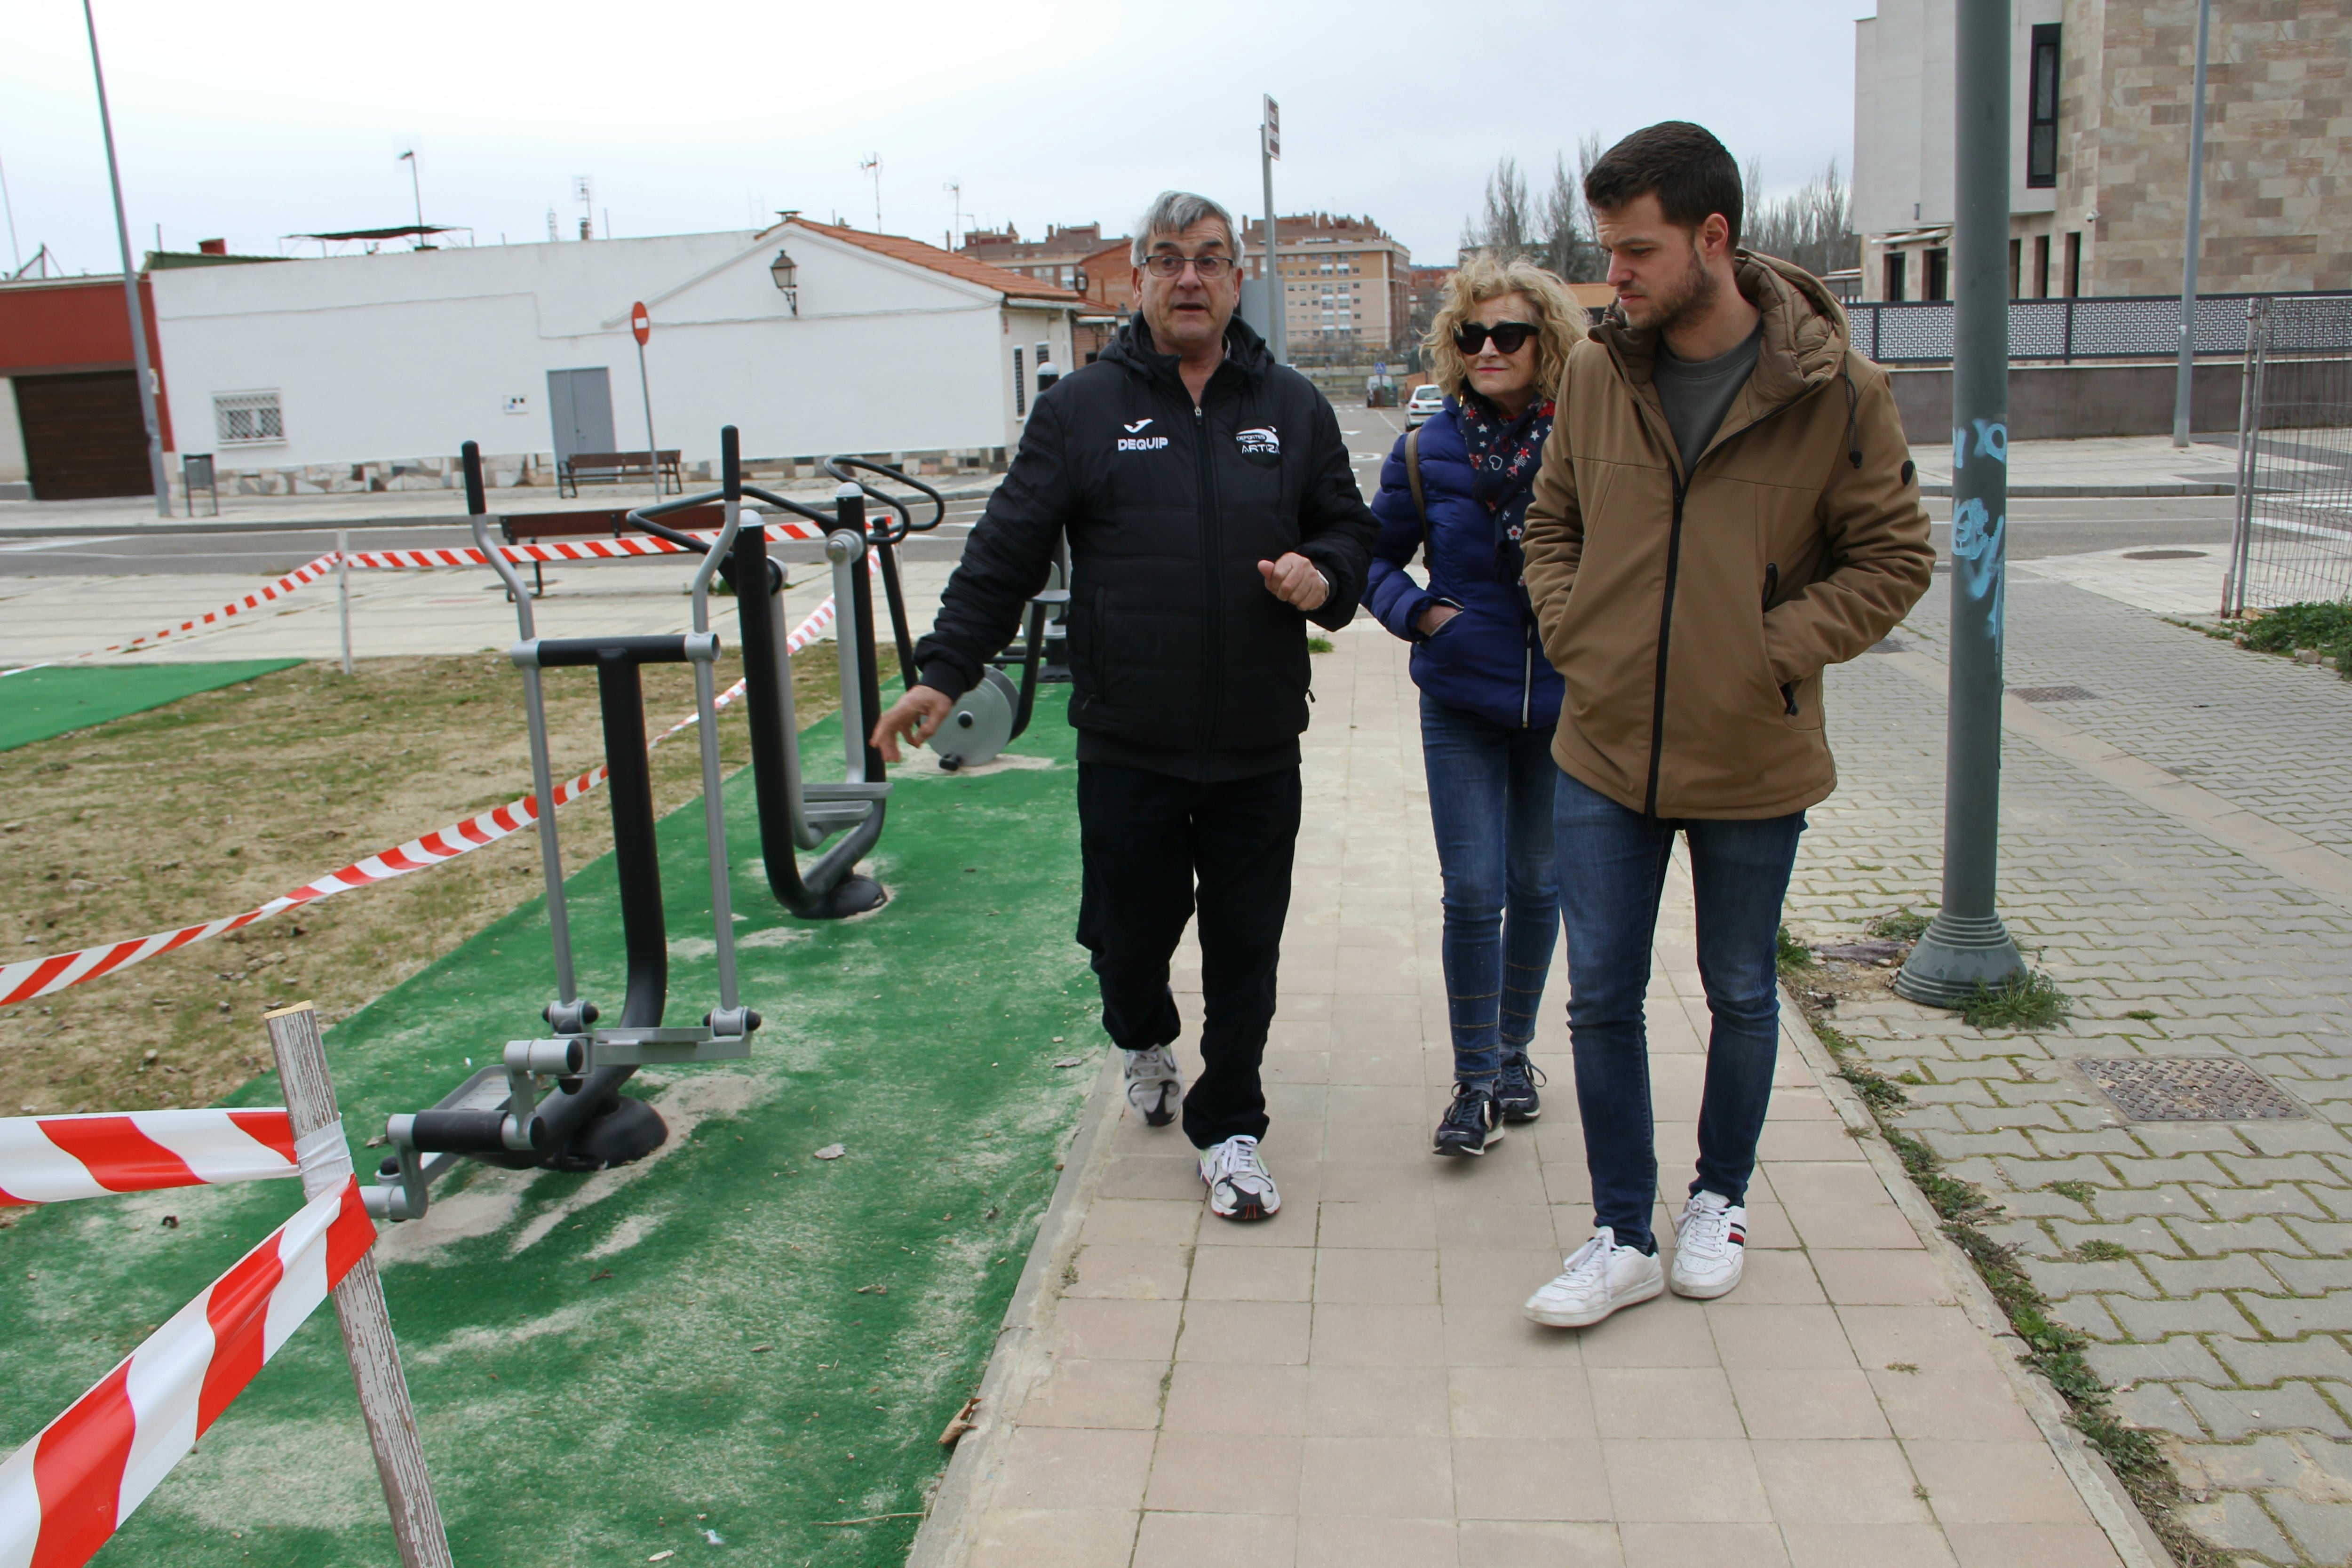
[2010,685,2099,702]
[1870,636,1908,653]
[2123,549,2209,561]
[2080,1058,2307,1122]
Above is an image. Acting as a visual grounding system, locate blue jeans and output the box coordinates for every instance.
[1553,769,1804,1251]
[1420,693,1560,1087]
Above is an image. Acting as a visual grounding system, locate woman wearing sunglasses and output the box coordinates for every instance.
[1367,254,1589,1157]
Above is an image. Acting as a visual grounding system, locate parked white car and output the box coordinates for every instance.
[1405,383,1446,428]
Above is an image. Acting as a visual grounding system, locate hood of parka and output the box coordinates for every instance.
[1100,310,1277,396]
[1592,250,1851,410]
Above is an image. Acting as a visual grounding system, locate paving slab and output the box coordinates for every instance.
[914,629,2142,1568]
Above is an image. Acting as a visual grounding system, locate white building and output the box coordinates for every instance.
[1853,0,2064,302]
[150,218,1084,492]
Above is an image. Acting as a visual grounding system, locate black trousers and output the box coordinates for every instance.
[1075,762,1302,1149]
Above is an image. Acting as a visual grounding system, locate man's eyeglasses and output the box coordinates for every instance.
[1142,253,1235,280]
[1454,321,1537,355]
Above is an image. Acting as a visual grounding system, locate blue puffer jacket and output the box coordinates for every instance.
[1366,398,1565,729]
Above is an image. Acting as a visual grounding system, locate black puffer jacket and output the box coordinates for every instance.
[914,315,1378,776]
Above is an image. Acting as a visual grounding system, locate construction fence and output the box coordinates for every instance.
[2224,294,2352,614]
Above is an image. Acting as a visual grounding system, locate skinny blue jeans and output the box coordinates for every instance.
[1419,693,1560,1088]
[1553,769,1805,1251]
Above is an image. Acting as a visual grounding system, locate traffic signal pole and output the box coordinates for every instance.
[1896,0,2028,1007]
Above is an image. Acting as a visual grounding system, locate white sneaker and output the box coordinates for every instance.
[1198,1135,1280,1222]
[1123,1045,1181,1127]
[1669,1191,1747,1299]
[1524,1227,1665,1328]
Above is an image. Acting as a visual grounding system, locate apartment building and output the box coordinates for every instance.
[1240,213,1414,355]
[1855,0,2352,302]
[958,223,1120,296]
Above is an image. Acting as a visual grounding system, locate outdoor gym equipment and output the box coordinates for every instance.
[365,441,758,1221]
[628,429,894,919]
[814,454,1069,772]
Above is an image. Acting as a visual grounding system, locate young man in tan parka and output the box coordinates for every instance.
[1518,122,1934,1329]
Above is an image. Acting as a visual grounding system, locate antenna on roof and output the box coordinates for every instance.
[859,154,882,231]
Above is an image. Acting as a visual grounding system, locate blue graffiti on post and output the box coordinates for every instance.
[1950,420,2008,638]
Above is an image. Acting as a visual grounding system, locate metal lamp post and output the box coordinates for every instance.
[82,0,171,518]
[1896,0,2028,1006]
[1261,95,1286,366]
[2170,0,2215,447]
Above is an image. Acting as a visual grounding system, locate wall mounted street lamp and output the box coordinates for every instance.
[770,248,799,315]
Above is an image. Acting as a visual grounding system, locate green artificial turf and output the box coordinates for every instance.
[0,660,303,751]
[0,711,1094,1567]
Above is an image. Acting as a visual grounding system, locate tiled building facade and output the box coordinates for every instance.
[1855,0,2351,302]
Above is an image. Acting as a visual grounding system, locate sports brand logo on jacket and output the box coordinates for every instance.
[1118,430,1171,452]
[1235,425,1281,467]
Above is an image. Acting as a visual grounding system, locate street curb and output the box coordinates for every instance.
[1919,483,2237,498]
[904,1047,1128,1568]
[1780,994,2182,1568]
[0,487,1001,541]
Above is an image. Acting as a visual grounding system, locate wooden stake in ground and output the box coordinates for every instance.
[262,1001,454,1568]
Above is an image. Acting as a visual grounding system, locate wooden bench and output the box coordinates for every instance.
[556,449,684,498]
[500,504,722,595]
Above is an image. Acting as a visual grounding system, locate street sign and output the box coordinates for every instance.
[1375,361,1386,374]
[1263,95,1279,160]
[630,302,650,345]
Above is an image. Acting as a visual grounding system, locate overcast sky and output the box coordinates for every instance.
[3,0,1871,277]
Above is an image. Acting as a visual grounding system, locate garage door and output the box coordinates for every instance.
[15,370,152,500]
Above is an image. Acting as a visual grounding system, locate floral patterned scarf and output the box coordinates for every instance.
[1459,391,1557,609]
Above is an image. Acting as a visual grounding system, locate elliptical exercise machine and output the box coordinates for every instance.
[365,442,759,1220]
[626,428,893,919]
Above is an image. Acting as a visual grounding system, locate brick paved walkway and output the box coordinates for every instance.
[919,629,2136,1568]
[1789,575,2352,1566]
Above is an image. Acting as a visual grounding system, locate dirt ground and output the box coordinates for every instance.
[0,644,892,1121]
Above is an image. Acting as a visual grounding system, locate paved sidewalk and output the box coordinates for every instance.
[926,629,2136,1568]
[1788,578,2352,1565]
[1912,435,2246,495]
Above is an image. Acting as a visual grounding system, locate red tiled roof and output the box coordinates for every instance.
[789,220,1086,304]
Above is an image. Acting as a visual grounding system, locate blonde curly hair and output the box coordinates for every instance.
[1424,253,1588,404]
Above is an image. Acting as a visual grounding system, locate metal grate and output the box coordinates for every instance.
[2009,685,2098,702]
[2122,549,2209,561]
[1869,636,1908,654]
[212,390,284,447]
[2080,1057,2307,1122]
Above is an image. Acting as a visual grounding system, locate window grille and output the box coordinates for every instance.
[1013,348,1026,417]
[2027,25,2061,189]
[213,390,285,447]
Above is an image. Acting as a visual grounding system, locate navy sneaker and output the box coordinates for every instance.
[1495,1057,1545,1122]
[1433,1084,1504,1157]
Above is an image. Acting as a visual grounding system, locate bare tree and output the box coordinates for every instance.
[1461,156,1535,263]
[1462,141,1607,283]
[1740,158,1857,282]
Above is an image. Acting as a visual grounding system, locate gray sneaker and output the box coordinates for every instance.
[1198,1135,1280,1221]
[1122,1045,1181,1127]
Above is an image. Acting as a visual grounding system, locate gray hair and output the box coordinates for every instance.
[1130,191,1245,265]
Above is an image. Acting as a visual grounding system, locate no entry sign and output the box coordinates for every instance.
[630,302,650,345]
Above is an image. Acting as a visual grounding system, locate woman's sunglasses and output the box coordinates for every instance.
[1454,321,1537,355]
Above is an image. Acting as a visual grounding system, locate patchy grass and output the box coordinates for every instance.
[1306,636,1335,654]
[2124,1009,2161,1022]
[2044,1180,2099,1206]
[1774,923,1814,977]
[2235,600,2352,678]
[0,644,887,1118]
[2073,1240,2133,1263]
[1867,907,1934,943]
[1960,969,2072,1031]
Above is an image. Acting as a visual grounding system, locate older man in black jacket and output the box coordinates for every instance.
[873,190,1377,1222]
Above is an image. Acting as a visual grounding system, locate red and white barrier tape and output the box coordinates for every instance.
[0,1176,374,1568]
[0,1110,298,1205]
[0,596,842,1012]
[77,551,343,661]
[50,517,839,666]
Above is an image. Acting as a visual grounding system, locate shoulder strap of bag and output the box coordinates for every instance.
[1405,425,1429,566]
